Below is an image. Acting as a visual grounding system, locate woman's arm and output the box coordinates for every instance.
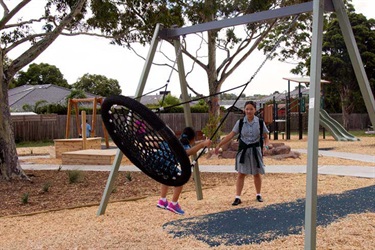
[214,131,236,154]
[263,132,270,148]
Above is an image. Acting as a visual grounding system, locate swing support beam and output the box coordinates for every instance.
[98,2,375,250]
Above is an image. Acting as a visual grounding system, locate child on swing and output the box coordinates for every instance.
[157,126,211,215]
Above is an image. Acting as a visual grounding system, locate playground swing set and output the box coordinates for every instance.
[96,1,375,250]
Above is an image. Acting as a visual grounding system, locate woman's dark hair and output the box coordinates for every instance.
[244,101,256,109]
[180,126,196,146]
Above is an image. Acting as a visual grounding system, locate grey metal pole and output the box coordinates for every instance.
[298,82,303,140]
[173,38,204,200]
[96,150,123,215]
[287,80,291,140]
[135,23,162,100]
[304,0,324,249]
[97,24,161,216]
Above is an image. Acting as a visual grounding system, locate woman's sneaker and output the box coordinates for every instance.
[256,195,263,202]
[157,199,168,209]
[167,202,185,215]
[232,198,242,206]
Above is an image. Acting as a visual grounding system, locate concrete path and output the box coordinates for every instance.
[21,164,375,179]
[20,149,374,178]
[293,149,375,163]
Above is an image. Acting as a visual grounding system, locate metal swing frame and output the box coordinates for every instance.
[98,1,375,249]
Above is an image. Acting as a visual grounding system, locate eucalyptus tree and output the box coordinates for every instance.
[0,0,120,180]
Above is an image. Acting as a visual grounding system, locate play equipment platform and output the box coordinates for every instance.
[61,149,117,165]
[54,137,102,158]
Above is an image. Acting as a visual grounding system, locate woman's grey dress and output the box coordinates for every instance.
[233,116,269,175]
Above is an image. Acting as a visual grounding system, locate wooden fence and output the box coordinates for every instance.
[11,113,371,142]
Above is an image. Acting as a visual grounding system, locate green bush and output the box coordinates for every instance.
[21,193,29,204]
[202,114,223,144]
[125,172,132,181]
[68,170,83,184]
[42,182,51,192]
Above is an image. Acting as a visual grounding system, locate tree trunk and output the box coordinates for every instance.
[0,0,86,181]
[340,85,354,130]
[0,63,29,181]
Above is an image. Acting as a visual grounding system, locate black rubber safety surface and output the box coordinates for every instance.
[164,185,374,247]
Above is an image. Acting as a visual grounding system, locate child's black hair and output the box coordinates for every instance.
[179,127,196,146]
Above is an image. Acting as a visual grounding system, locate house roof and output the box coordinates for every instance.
[8,84,99,112]
[129,95,164,105]
[129,94,199,106]
[219,100,248,109]
[282,76,331,84]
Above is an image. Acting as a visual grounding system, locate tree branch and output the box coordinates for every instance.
[4,33,46,54]
[0,0,9,17]
[0,0,32,30]
[4,17,48,29]
[218,20,277,85]
[7,0,87,79]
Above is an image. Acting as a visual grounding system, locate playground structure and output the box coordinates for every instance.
[97,1,375,249]
[54,98,114,164]
[65,97,109,144]
[262,77,359,141]
[319,109,359,141]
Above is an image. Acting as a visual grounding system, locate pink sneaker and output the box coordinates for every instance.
[156,199,168,209]
[167,202,185,215]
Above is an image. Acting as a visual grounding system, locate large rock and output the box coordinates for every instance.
[264,144,291,156]
[218,140,299,160]
[221,151,238,159]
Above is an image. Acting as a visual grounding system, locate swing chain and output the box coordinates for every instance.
[159,36,185,109]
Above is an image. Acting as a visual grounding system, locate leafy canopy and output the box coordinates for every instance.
[72,73,122,97]
[14,63,69,88]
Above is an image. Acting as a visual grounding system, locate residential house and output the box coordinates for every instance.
[8,84,99,112]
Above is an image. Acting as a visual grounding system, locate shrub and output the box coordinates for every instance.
[68,170,83,184]
[125,172,132,182]
[42,182,51,192]
[21,193,29,204]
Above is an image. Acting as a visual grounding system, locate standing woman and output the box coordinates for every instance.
[215,101,270,205]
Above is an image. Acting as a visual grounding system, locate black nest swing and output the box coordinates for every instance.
[101,95,192,186]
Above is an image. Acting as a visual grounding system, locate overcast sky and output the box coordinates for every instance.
[8,0,375,97]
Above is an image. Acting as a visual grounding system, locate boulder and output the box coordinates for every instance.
[218,140,298,160]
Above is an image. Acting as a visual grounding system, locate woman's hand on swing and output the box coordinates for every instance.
[201,139,212,148]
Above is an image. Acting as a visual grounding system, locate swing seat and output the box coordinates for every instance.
[101,95,192,186]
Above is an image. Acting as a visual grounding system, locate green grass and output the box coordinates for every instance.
[346,130,374,137]
[16,140,54,148]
